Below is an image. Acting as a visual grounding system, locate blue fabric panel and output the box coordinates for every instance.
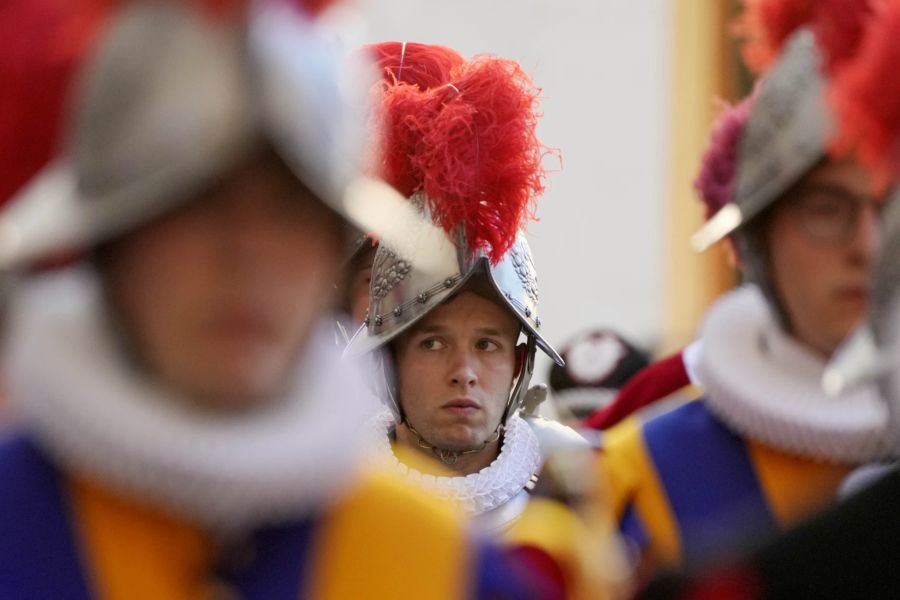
[619,502,649,553]
[643,401,777,564]
[474,540,547,599]
[217,519,318,600]
[0,433,92,600]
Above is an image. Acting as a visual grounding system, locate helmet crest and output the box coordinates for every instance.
[373,49,552,263]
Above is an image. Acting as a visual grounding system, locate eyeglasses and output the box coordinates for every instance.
[785,184,883,245]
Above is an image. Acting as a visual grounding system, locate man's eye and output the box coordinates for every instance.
[476,339,500,351]
[798,190,853,218]
[422,338,446,351]
[807,197,846,216]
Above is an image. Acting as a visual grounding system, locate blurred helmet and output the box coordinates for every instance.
[0,0,406,270]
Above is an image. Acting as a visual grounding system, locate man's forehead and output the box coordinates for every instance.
[410,291,520,336]
[799,158,874,195]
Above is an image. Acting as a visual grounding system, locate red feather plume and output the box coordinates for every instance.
[365,41,465,91]
[0,0,113,205]
[737,0,815,73]
[811,0,876,74]
[363,42,466,203]
[828,0,900,185]
[375,54,550,263]
[737,0,875,75]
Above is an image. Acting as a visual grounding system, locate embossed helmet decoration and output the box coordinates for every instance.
[345,42,562,422]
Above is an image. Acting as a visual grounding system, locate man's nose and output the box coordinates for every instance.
[448,348,478,388]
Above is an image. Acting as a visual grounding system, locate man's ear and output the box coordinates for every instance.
[513,343,527,378]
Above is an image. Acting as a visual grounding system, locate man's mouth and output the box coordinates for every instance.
[206,309,275,342]
[837,285,869,304]
[442,398,481,415]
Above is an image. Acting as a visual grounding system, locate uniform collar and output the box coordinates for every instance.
[5,266,379,532]
[367,408,542,516]
[695,285,897,463]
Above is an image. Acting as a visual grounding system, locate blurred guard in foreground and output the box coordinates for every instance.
[0,3,539,598]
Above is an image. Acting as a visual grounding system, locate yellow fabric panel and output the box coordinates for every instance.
[747,441,853,527]
[309,467,469,600]
[598,417,681,566]
[68,476,214,600]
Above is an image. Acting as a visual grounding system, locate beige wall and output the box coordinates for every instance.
[662,0,736,353]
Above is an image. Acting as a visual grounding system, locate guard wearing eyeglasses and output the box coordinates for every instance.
[597,8,897,576]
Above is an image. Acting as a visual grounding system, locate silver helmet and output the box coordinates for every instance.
[692,29,832,254]
[346,197,563,425]
[690,29,833,321]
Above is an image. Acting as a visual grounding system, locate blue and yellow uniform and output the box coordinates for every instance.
[0,434,534,600]
[600,400,850,569]
[503,475,620,599]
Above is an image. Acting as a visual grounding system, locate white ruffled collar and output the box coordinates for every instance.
[367,408,541,516]
[696,285,897,464]
[4,266,379,531]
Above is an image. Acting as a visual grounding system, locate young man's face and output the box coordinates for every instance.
[393,290,520,452]
[766,158,883,357]
[100,155,345,410]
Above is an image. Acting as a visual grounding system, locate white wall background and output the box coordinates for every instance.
[356,0,670,382]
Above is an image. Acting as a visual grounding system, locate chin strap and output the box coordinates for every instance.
[376,350,403,418]
[333,320,352,347]
[503,335,536,423]
[736,230,792,330]
[401,418,504,466]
